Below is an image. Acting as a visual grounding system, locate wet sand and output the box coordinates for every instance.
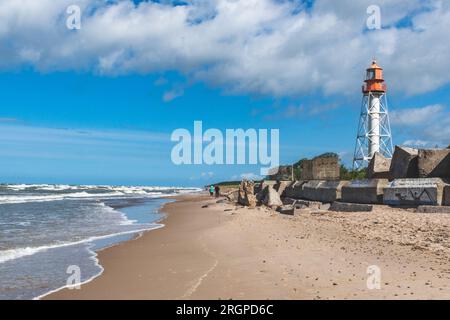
[45,194,450,299]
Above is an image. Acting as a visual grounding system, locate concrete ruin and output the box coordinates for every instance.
[263,185,283,208]
[389,146,419,179]
[237,180,257,208]
[383,178,447,206]
[416,205,450,213]
[274,180,291,197]
[267,165,293,181]
[367,152,391,179]
[341,179,389,204]
[444,185,450,206]
[300,156,340,180]
[283,181,306,199]
[418,149,450,178]
[330,201,373,212]
[301,180,348,203]
[255,180,276,200]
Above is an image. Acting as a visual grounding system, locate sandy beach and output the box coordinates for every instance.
[45,193,450,300]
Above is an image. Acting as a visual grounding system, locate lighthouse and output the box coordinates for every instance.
[352,60,393,169]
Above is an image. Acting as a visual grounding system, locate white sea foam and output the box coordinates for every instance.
[0,191,126,204]
[1,184,201,195]
[0,224,164,264]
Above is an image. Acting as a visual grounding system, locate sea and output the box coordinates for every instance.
[0,183,201,300]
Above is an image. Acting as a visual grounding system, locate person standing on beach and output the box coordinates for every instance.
[214,185,220,198]
[209,185,214,196]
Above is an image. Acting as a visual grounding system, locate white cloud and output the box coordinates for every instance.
[390,104,444,126]
[163,85,185,102]
[0,0,450,97]
[231,172,262,180]
[390,104,450,147]
[402,139,434,148]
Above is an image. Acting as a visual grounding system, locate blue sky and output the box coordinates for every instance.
[0,0,449,186]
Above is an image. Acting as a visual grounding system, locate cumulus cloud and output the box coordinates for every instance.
[240,172,263,180]
[390,104,444,126]
[1,0,450,97]
[390,104,450,147]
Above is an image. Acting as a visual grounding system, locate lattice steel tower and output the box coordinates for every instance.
[353,60,393,169]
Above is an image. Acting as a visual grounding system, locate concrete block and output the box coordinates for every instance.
[444,185,450,206]
[255,180,277,201]
[418,149,450,178]
[276,205,295,215]
[284,180,306,199]
[389,146,419,179]
[294,199,322,210]
[383,178,446,206]
[237,180,256,208]
[282,197,296,205]
[262,185,283,208]
[367,152,391,179]
[417,205,450,213]
[301,180,349,203]
[300,156,340,180]
[274,180,291,197]
[341,179,389,204]
[330,201,373,212]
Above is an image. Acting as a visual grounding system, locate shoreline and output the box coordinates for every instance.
[35,224,165,300]
[34,196,177,300]
[45,193,450,300]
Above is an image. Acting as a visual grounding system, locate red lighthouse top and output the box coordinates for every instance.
[362,60,387,94]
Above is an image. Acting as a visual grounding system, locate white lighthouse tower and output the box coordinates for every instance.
[353,60,393,169]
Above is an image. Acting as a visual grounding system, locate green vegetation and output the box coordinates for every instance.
[313,152,339,159]
[213,181,241,187]
[340,165,367,180]
[292,158,307,180]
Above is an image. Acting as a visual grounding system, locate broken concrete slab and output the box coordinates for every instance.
[383,178,447,206]
[255,180,277,201]
[444,185,450,206]
[329,201,373,212]
[418,148,450,178]
[225,190,239,202]
[274,180,291,197]
[341,179,389,204]
[276,205,295,215]
[367,152,391,179]
[389,146,419,179]
[300,156,340,180]
[294,199,322,210]
[282,197,297,205]
[284,180,306,199]
[237,180,257,208]
[416,205,450,213]
[263,185,283,208]
[301,180,349,203]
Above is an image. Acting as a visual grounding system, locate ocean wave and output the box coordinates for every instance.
[2,183,201,192]
[0,191,126,204]
[0,225,164,264]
